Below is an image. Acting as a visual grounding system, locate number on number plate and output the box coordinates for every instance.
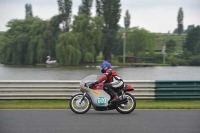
[97,97,107,105]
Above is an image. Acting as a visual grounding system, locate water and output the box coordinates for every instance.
[0,64,200,80]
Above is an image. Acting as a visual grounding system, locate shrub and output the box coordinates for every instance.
[118,56,123,63]
[188,55,200,66]
[154,53,163,63]
[167,55,188,66]
[177,59,188,66]
[169,57,178,66]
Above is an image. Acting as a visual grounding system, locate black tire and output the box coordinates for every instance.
[116,93,136,114]
[70,93,91,114]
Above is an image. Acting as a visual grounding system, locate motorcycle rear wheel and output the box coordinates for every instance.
[116,93,136,114]
[70,93,91,114]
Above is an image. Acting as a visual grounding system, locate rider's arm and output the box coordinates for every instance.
[97,74,107,83]
[97,69,112,83]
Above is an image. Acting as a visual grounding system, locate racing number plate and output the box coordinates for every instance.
[97,97,107,105]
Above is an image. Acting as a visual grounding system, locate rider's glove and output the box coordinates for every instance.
[89,81,98,88]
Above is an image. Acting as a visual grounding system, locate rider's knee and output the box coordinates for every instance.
[103,84,111,91]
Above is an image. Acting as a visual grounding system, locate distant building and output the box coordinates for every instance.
[126,55,135,63]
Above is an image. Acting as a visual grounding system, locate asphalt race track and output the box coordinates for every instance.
[0,109,199,133]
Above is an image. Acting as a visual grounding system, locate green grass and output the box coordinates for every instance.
[155,33,186,51]
[0,100,70,109]
[136,100,200,109]
[0,100,200,109]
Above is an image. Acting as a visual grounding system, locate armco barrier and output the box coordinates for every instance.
[0,80,199,100]
[0,80,155,100]
[155,80,200,99]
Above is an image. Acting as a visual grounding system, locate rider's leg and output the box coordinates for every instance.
[103,84,118,102]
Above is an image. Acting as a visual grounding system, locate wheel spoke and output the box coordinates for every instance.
[70,94,91,114]
[116,94,136,113]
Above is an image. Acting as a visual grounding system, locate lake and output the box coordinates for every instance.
[0,64,200,80]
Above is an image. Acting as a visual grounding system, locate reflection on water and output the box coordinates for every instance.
[0,64,200,80]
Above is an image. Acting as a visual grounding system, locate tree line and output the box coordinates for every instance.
[0,1,199,66]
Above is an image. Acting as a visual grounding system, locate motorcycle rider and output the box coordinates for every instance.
[89,61,124,103]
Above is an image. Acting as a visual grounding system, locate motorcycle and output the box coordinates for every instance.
[70,75,136,114]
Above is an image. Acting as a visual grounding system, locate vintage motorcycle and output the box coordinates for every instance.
[70,75,136,114]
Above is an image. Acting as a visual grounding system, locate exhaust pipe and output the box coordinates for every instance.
[114,98,128,105]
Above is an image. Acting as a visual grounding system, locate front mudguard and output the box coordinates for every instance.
[72,93,83,96]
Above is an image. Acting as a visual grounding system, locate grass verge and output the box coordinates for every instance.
[0,100,200,109]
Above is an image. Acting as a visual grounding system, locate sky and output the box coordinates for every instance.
[0,0,200,33]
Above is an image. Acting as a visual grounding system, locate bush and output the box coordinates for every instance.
[118,56,123,63]
[168,56,178,66]
[178,59,189,66]
[188,55,200,66]
[177,59,188,66]
[154,53,163,63]
[167,55,188,66]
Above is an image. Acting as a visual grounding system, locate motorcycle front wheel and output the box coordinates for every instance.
[70,93,91,114]
[116,93,136,114]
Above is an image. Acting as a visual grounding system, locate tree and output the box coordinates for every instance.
[56,32,81,65]
[177,7,184,35]
[25,4,33,18]
[124,10,130,28]
[46,15,61,58]
[1,15,60,65]
[72,14,104,63]
[173,28,178,34]
[112,32,123,57]
[183,26,200,54]
[78,5,84,15]
[96,0,103,16]
[98,0,121,60]
[29,4,33,17]
[184,25,195,33]
[28,16,60,64]
[79,0,93,16]
[57,0,72,32]
[89,16,104,62]
[194,41,200,55]
[126,27,155,56]
[1,18,40,64]
[166,39,176,53]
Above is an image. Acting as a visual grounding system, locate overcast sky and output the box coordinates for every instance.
[0,0,200,33]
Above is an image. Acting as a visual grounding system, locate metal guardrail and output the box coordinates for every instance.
[0,80,199,100]
[155,80,200,99]
[0,80,155,100]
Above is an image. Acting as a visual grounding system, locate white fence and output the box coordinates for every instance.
[0,80,155,100]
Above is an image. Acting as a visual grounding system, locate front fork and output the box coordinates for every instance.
[79,92,86,104]
[121,90,125,99]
